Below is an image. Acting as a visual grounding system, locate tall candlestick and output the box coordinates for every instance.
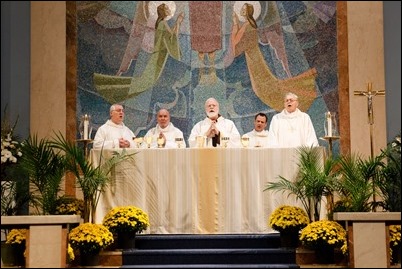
[327,112,332,137]
[84,114,89,140]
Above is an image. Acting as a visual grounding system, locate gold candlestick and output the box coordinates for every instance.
[319,136,340,158]
[76,139,93,159]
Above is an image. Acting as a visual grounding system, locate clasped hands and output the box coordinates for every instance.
[173,12,184,33]
[119,138,131,148]
[206,121,220,138]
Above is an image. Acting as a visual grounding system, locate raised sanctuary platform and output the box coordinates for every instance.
[1,215,82,268]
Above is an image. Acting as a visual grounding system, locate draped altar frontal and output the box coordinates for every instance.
[91,147,325,234]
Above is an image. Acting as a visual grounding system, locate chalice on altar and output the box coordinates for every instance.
[175,137,184,148]
[157,137,165,148]
[241,136,250,148]
[133,137,143,148]
[196,136,205,148]
[221,136,230,148]
[145,136,153,148]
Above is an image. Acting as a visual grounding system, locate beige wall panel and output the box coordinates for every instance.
[31,2,66,139]
[347,2,387,157]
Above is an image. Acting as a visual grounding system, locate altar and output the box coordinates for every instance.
[91,147,325,234]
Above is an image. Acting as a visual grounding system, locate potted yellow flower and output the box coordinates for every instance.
[269,205,310,248]
[68,222,114,266]
[54,195,84,217]
[3,229,27,267]
[299,220,348,264]
[102,205,150,249]
[67,243,75,264]
[390,225,401,264]
[5,228,27,245]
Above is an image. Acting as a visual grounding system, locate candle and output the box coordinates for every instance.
[327,112,332,137]
[84,114,89,140]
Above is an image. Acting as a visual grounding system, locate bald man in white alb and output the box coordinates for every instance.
[144,108,185,148]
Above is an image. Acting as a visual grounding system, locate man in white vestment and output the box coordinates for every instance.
[93,104,136,149]
[268,92,319,148]
[144,108,185,148]
[244,112,274,148]
[189,98,241,148]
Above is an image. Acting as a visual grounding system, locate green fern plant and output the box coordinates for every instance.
[50,132,137,223]
[19,134,66,215]
[264,146,338,222]
[333,153,381,212]
[376,133,401,212]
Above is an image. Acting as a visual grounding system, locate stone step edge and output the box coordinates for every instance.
[69,247,348,267]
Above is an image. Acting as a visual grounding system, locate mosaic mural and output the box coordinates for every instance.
[76,1,339,148]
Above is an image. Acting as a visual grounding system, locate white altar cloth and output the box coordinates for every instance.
[91,147,325,234]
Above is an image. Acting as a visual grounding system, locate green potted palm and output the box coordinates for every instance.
[331,153,380,213]
[18,134,66,215]
[376,133,401,212]
[51,132,136,223]
[264,146,338,221]
[331,133,400,214]
[1,175,32,218]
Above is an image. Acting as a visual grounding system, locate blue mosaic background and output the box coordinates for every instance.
[77,1,339,150]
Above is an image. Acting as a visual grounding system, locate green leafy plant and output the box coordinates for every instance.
[268,205,310,232]
[1,105,31,217]
[68,222,114,255]
[299,220,348,254]
[376,133,401,212]
[332,153,381,212]
[326,133,400,215]
[264,146,338,221]
[51,132,137,223]
[102,205,150,235]
[19,134,66,215]
[1,179,31,217]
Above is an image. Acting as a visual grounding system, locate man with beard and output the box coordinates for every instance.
[188,98,241,148]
